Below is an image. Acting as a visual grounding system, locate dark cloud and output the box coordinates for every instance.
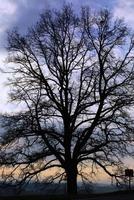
[0,0,117,50]
[10,0,65,33]
[0,0,64,49]
[8,0,116,32]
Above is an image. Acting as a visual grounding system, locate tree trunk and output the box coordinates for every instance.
[66,166,77,195]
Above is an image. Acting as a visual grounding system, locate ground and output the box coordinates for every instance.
[77,191,134,200]
[0,191,134,200]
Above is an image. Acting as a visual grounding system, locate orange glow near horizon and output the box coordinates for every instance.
[0,156,134,184]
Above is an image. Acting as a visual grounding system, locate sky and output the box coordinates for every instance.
[0,0,134,182]
[0,0,134,113]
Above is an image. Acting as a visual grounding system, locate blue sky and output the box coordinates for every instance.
[0,0,134,113]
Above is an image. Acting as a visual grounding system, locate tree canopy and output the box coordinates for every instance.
[0,5,134,195]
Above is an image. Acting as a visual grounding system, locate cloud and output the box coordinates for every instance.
[0,0,116,39]
[0,0,17,15]
[9,0,65,33]
[66,0,116,10]
[0,0,17,48]
[1,0,116,34]
[114,0,134,28]
[0,0,126,114]
[0,51,10,113]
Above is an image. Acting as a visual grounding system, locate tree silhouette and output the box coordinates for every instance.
[0,5,134,195]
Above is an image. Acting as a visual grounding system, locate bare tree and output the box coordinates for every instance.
[0,6,134,195]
